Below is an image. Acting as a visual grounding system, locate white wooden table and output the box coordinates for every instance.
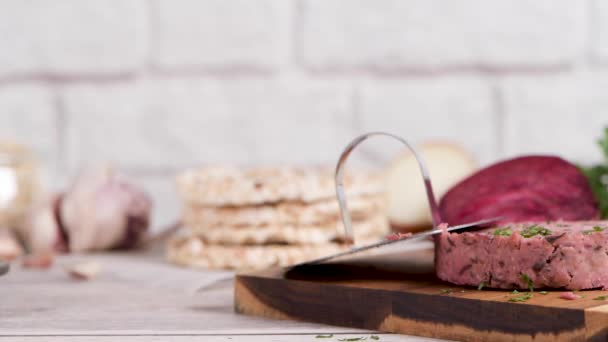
[0,252,444,341]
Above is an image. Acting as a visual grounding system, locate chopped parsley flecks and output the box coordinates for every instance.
[478,282,487,291]
[520,274,534,292]
[493,227,513,237]
[508,292,533,303]
[520,225,552,238]
[594,295,608,301]
[583,226,606,235]
[371,336,380,341]
[540,291,549,295]
[316,335,334,339]
[440,288,453,294]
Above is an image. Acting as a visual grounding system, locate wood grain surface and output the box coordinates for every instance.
[235,249,608,342]
[0,251,440,341]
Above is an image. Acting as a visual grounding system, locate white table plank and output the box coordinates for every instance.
[0,252,442,341]
[0,335,443,342]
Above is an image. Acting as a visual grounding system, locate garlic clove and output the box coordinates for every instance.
[23,194,68,254]
[0,228,23,261]
[22,253,54,269]
[65,261,100,280]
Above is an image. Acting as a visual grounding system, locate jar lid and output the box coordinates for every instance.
[0,142,31,166]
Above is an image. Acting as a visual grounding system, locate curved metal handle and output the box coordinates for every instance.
[335,132,442,245]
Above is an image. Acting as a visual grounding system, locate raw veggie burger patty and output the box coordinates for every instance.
[436,221,608,290]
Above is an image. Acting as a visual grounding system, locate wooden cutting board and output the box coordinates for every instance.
[235,248,608,341]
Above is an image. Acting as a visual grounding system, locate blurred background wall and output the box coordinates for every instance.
[0,0,607,229]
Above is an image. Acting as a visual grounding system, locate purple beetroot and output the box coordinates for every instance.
[439,156,599,226]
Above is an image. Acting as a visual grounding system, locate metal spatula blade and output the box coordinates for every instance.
[291,131,499,269]
[291,216,500,267]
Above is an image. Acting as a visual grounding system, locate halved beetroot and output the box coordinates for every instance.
[439,156,599,225]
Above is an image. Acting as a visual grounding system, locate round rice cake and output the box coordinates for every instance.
[176,166,383,207]
[186,214,389,245]
[182,195,385,227]
[167,236,346,270]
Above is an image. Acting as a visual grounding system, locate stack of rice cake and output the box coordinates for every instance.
[167,166,389,270]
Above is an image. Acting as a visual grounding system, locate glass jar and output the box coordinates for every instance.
[0,143,39,231]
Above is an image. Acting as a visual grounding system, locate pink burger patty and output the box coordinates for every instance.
[435,221,608,290]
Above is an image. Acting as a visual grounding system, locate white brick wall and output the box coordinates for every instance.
[152,0,283,70]
[0,0,147,77]
[502,72,608,163]
[358,78,496,164]
[298,0,586,70]
[0,0,607,227]
[592,0,608,61]
[0,85,57,163]
[62,79,353,170]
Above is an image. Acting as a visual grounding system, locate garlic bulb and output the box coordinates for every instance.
[26,165,152,253]
[25,194,66,253]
